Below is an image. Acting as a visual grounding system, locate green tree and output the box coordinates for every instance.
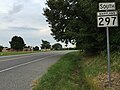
[9,36,26,51]
[41,40,51,49]
[0,45,3,52]
[33,46,39,51]
[44,0,120,53]
[52,43,62,50]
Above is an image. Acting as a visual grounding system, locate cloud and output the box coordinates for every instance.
[8,26,40,31]
[1,0,28,22]
[8,0,28,15]
[9,4,23,15]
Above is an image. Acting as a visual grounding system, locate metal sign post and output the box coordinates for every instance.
[106,27,111,87]
[97,2,118,88]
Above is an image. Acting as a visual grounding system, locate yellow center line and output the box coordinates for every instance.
[0,55,33,62]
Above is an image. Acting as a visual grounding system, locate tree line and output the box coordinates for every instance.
[0,36,63,52]
[43,0,120,54]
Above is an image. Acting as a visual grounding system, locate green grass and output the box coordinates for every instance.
[33,52,90,90]
[0,51,40,56]
[81,52,120,77]
[78,52,120,90]
[33,51,120,90]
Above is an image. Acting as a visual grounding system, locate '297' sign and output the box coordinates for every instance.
[97,11,118,27]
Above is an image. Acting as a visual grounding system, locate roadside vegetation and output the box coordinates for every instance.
[33,52,90,90]
[0,51,40,56]
[33,51,120,90]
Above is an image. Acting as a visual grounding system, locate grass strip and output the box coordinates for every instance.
[0,51,40,56]
[33,52,90,90]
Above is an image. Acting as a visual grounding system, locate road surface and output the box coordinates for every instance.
[0,51,71,90]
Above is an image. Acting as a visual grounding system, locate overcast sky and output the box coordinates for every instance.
[0,0,72,48]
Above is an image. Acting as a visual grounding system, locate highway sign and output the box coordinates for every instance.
[99,2,115,11]
[98,2,118,88]
[97,11,118,27]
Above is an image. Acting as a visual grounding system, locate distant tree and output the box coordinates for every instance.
[33,46,39,51]
[9,36,26,51]
[41,40,51,49]
[52,43,62,50]
[0,45,3,52]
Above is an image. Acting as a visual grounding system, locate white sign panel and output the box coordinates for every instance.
[97,11,118,27]
[97,11,117,16]
[99,2,115,10]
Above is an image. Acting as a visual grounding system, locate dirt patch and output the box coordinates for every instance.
[96,72,120,90]
[31,80,39,89]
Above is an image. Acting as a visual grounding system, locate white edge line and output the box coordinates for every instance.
[0,54,58,73]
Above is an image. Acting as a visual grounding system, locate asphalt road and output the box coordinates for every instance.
[0,51,72,90]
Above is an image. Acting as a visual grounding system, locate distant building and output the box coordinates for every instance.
[2,47,13,52]
[23,46,33,52]
[41,49,51,51]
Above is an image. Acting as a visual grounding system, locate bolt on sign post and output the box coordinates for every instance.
[97,2,118,88]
